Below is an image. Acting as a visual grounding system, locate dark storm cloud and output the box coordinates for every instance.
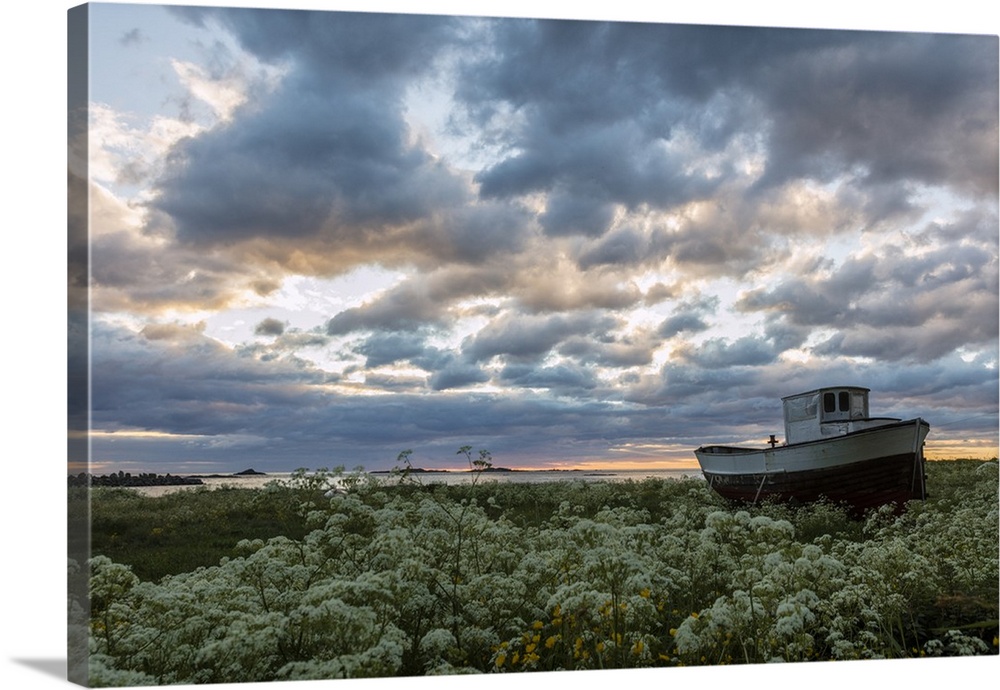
[762,317,811,353]
[254,317,286,336]
[558,332,658,368]
[917,206,999,246]
[738,232,999,362]
[737,254,881,326]
[866,351,1000,412]
[349,331,491,391]
[677,335,779,369]
[326,286,445,335]
[155,74,469,243]
[470,100,725,239]
[154,8,522,272]
[541,193,617,238]
[411,200,535,265]
[658,312,710,339]
[626,359,766,409]
[427,357,490,391]
[899,243,996,292]
[577,227,650,268]
[172,7,456,80]
[88,320,663,468]
[354,331,431,368]
[623,347,997,446]
[90,321,334,438]
[755,32,999,196]
[462,311,618,363]
[500,361,599,393]
[459,20,996,245]
[659,294,719,338]
[88,312,996,472]
[145,10,995,285]
[812,315,996,363]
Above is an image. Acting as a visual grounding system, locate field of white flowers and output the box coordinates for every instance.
[80,457,998,685]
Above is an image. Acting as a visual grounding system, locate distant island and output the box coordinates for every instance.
[187,468,268,478]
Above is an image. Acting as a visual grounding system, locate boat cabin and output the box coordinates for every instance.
[781,386,876,444]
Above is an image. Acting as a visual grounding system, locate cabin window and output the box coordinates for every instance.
[823,392,836,413]
[839,391,850,411]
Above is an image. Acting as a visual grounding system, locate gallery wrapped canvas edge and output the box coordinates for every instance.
[68,3,91,686]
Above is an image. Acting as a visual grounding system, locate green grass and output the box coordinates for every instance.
[84,459,985,583]
[82,484,312,581]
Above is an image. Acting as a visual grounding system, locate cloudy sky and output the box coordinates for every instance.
[71,1,998,474]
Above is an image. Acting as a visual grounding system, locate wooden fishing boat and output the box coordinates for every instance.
[694,386,929,512]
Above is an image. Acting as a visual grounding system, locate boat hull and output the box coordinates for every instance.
[695,418,929,512]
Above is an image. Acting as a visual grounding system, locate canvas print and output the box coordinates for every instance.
[67,2,999,687]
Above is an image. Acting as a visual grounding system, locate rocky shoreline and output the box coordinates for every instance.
[68,468,266,488]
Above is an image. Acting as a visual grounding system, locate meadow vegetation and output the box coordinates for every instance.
[77,456,998,685]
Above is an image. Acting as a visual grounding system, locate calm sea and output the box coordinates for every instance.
[131,468,705,497]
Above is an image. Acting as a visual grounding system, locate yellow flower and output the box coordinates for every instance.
[691,612,699,619]
[596,641,605,653]
[545,635,559,649]
[669,628,677,637]
[632,640,644,655]
[532,620,544,630]
[640,588,651,598]
[495,653,506,668]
